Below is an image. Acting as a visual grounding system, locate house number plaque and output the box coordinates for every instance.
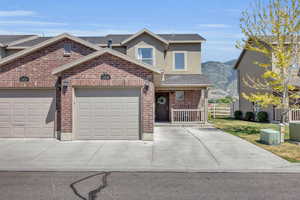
[19,76,30,82]
[100,73,111,80]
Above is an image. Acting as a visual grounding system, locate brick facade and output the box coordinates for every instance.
[170,90,202,109]
[0,35,207,140]
[0,39,155,139]
[0,39,95,88]
[0,39,96,134]
[59,53,154,136]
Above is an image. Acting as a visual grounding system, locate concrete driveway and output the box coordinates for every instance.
[0,127,294,172]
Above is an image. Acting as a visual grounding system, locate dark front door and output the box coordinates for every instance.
[155,93,169,122]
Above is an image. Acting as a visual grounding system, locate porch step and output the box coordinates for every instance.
[155,123,214,128]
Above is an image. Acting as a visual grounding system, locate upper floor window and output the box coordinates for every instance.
[137,47,154,65]
[173,51,187,71]
[64,43,72,56]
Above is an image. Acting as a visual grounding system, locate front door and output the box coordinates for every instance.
[155,93,169,122]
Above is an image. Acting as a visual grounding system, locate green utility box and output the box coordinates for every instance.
[260,129,281,145]
[289,123,300,142]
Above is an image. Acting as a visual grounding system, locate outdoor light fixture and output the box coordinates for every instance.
[143,81,150,93]
[62,80,69,88]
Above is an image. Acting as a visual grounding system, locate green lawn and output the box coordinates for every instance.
[211,118,300,163]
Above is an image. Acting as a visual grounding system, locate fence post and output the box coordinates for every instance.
[171,108,174,124]
[213,104,216,119]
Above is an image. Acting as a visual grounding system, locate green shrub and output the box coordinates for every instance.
[257,111,269,122]
[234,110,243,120]
[245,112,255,121]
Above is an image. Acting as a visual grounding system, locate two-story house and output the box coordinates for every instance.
[0,29,210,141]
[234,39,300,122]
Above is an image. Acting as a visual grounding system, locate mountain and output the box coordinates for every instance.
[202,59,238,100]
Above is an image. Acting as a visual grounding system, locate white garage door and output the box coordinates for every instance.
[0,89,55,138]
[75,88,140,140]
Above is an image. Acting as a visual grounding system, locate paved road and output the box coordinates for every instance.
[0,171,300,200]
[0,127,293,172]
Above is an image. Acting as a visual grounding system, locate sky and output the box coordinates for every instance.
[0,0,255,62]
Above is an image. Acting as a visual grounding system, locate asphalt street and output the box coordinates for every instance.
[0,171,300,200]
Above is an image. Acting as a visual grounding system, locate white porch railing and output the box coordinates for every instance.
[289,109,300,122]
[171,108,205,123]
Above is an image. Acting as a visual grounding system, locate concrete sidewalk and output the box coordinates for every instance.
[0,127,297,172]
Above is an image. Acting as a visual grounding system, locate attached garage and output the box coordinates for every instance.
[75,88,140,140]
[0,89,55,138]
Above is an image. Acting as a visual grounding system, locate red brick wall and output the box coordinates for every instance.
[0,39,95,88]
[170,90,201,109]
[0,39,96,132]
[60,53,154,135]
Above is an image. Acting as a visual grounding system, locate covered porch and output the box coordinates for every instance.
[155,88,209,124]
[153,74,211,125]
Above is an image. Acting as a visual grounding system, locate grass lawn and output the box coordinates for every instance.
[211,118,300,163]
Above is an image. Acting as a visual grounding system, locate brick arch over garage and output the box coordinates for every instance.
[59,53,155,140]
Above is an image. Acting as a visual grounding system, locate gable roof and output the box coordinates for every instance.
[52,48,161,75]
[0,33,102,67]
[5,31,205,49]
[121,29,169,45]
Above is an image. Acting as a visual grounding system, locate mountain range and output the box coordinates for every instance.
[202,59,238,100]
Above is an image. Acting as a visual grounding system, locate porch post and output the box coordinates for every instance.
[204,88,209,123]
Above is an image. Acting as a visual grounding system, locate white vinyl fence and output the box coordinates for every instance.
[208,103,233,119]
[289,109,300,122]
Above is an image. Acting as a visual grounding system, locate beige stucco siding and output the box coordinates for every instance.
[125,33,202,74]
[165,43,201,74]
[126,33,166,70]
[238,50,274,120]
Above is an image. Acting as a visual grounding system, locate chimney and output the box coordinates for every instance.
[107,39,112,48]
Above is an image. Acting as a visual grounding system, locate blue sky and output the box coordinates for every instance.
[0,0,254,62]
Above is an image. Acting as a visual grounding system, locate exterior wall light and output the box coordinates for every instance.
[143,80,150,93]
[62,80,69,88]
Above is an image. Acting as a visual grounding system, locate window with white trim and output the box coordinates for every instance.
[137,47,154,65]
[175,91,184,101]
[173,52,187,70]
[64,43,72,55]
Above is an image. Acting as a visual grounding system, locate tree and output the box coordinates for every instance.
[237,0,300,139]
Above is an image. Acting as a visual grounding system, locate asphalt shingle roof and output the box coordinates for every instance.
[0,35,36,46]
[13,37,51,47]
[8,33,205,47]
[161,74,211,85]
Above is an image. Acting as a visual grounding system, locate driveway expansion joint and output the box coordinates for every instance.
[184,128,221,166]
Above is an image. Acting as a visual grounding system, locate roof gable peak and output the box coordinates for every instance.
[52,47,161,75]
[121,28,169,45]
[0,33,102,67]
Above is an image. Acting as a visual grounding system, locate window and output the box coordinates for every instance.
[175,91,184,101]
[137,47,154,65]
[64,43,72,56]
[173,52,187,70]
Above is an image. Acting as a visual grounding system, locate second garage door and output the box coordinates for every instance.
[0,89,55,138]
[75,88,140,140]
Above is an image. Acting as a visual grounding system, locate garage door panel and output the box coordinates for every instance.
[0,128,11,137]
[12,127,25,137]
[0,89,55,138]
[76,88,140,140]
